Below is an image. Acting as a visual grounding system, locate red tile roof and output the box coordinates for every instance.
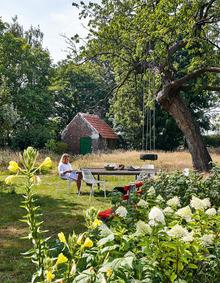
[82,113,118,139]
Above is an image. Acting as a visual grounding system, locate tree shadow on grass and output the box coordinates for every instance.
[0,190,90,283]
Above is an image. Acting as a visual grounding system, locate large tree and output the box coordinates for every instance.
[72,0,220,171]
[0,17,53,148]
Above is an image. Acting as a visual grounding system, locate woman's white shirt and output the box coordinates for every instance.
[58,162,77,180]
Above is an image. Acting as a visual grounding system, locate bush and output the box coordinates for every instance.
[142,165,220,207]
[11,125,53,149]
[45,139,68,154]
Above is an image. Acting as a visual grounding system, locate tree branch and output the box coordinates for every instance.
[89,67,134,110]
[173,67,220,87]
[168,40,187,56]
[203,86,220,92]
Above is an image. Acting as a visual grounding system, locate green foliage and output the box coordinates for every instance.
[72,0,220,151]
[142,165,220,207]
[50,61,114,134]
[5,147,53,282]
[204,135,220,148]
[0,17,53,148]
[11,125,54,150]
[45,139,69,154]
[7,148,220,282]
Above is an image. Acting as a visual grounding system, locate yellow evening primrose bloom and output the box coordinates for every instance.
[8,161,19,173]
[93,219,102,228]
[56,253,68,265]
[106,268,113,277]
[58,232,66,244]
[5,175,16,185]
[77,234,84,245]
[46,270,55,282]
[83,237,93,248]
[40,157,52,169]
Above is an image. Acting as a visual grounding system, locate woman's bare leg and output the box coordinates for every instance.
[76,172,82,193]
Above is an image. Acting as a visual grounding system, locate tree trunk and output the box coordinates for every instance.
[157,89,212,171]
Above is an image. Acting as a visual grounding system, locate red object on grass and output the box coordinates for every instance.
[123,181,144,192]
[98,182,144,220]
[98,208,113,219]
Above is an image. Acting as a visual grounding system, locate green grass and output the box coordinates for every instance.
[0,174,134,283]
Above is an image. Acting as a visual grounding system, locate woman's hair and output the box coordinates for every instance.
[59,153,70,164]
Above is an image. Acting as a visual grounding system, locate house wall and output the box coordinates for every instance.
[62,114,96,154]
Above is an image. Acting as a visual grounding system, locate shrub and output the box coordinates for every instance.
[11,125,53,149]
[142,165,220,207]
[45,139,68,154]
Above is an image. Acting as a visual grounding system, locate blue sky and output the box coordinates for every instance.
[1,0,99,63]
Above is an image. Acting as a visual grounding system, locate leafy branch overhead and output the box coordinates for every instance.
[72,0,220,97]
[72,0,220,171]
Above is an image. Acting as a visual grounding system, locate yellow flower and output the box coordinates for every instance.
[46,270,55,282]
[5,175,16,185]
[92,219,102,228]
[106,268,113,277]
[40,157,52,169]
[58,232,66,244]
[83,237,93,248]
[8,161,19,173]
[56,253,68,265]
[77,234,84,245]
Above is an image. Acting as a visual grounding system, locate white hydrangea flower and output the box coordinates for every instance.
[115,206,128,218]
[135,220,152,236]
[167,196,180,207]
[182,231,194,243]
[183,168,190,176]
[205,208,217,216]
[137,199,148,208]
[147,187,156,196]
[167,224,189,238]
[148,207,165,225]
[148,220,156,226]
[202,198,211,209]
[175,206,192,222]
[201,234,215,246]
[190,196,211,210]
[163,206,174,215]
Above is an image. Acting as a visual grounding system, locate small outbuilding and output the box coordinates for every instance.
[61,113,118,154]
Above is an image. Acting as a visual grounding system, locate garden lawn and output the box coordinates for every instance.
[0,174,134,283]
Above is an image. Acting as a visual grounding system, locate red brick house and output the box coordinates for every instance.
[61,113,118,154]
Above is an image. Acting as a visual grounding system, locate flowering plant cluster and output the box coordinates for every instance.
[5,147,52,282]
[38,191,220,282]
[6,149,220,282]
[142,165,220,207]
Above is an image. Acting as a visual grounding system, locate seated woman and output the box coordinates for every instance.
[58,153,82,193]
